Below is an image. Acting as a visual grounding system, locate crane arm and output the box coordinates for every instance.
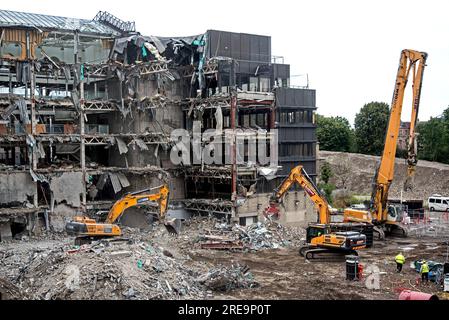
[372,49,427,222]
[105,185,169,223]
[274,165,331,224]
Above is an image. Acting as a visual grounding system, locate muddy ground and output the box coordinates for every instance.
[1,217,447,300]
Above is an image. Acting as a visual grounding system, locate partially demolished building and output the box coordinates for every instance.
[0,9,316,240]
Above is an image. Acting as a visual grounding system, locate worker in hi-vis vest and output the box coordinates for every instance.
[395,252,405,273]
[420,260,430,284]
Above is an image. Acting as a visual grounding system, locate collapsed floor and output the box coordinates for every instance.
[1,215,448,300]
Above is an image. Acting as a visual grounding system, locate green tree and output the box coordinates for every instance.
[316,114,355,152]
[319,183,335,205]
[318,161,335,204]
[354,102,390,155]
[417,107,449,163]
[320,161,333,184]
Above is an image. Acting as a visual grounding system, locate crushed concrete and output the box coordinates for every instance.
[0,216,304,300]
[194,219,306,250]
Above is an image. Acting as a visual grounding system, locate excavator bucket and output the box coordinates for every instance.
[164,218,182,235]
[263,203,280,219]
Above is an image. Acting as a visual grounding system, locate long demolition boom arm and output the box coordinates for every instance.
[372,49,427,222]
[105,185,169,224]
[274,165,331,224]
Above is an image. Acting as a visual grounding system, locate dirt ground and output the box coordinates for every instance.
[194,237,448,300]
[1,216,448,300]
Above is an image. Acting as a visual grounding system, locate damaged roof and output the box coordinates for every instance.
[0,9,125,36]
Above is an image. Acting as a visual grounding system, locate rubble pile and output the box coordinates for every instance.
[236,220,305,249]
[5,239,211,300]
[192,217,305,250]
[0,216,305,300]
[196,263,258,292]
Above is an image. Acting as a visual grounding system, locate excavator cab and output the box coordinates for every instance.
[387,204,406,223]
[306,224,330,244]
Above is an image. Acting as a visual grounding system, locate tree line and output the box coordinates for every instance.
[316,102,449,164]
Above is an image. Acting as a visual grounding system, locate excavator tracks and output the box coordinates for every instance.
[373,224,408,240]
[373,225,385,240]
[385,224,409,237]
[299,245,358,261]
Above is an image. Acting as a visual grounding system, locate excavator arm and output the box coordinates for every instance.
[372,49,427,222]
[105,185,169,223]
[271,165,331,224]
[404,50,427,191]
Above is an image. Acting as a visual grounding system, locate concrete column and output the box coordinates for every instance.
[230,93,237,202]
[30,61,38,207]
[80,81,86,206]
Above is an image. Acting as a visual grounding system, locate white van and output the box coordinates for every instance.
[428,195,449,212]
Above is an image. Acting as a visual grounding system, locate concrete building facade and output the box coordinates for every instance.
[0,9,316,240]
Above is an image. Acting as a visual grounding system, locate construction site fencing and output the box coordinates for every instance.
[406,209,449,238]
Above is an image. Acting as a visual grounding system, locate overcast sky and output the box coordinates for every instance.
[3,0,448,125]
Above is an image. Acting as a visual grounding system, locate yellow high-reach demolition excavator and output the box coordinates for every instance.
[343,49,427,240]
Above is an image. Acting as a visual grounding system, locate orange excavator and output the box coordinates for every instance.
[343,49,427,239]
[265,165,367,259]
[65,185,180,245]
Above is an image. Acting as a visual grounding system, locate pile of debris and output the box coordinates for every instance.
[194,218,305,250]
[196,263,258,292]
[5,239,210,300]
[0,227,264,300]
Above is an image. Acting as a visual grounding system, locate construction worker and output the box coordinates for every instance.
[395,252,406,273]
[420,260,430,284]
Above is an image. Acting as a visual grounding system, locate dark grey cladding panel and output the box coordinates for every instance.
[273,63,290,79]
[249,35,260,62]
[231,32,241,60]
[208,30,220,57]
[278,127,316,141]
[259,36,270,61]
[220,31,232,57]
[241,34,251,61]
[275,88,316,107]
[206,30,271,63]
